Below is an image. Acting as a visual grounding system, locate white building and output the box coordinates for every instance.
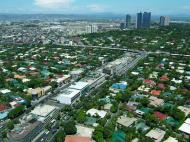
[160,16,170,26]
[103,55,134,76]
[86,108,107,118]
[86,25,92,34]
[179,118,190,138]
[92,25,98,33]
[70,69,84,79]
[69,81,89,96]
[85,25,98,34]
[55,75,71,86]
[82,73,106,91]
[117,116,137,128]
[54,81,89,105]
[163,137,178,142]
[69,81,89,91]
[31,104,59,123]
[146,128,166,142]
[54,88,81,105]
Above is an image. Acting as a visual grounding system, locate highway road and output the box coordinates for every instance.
[57,44,190,57]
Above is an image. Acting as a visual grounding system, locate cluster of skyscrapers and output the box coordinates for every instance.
[120,12,170,30]
[120,14,132,30]
[136,12,151,29]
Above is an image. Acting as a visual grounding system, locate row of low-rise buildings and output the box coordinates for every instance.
[103,53,142,76]
[53,72,107,105]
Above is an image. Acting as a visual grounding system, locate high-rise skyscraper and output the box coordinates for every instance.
[126,14,131,28]
[136,12,143,29]
[142,12,151,29]
[160,16,170,26]
[120,23,125,30]
[91,25,98,33]
[86,25,98,33]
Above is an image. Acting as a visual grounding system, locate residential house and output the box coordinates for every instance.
[146,128,166,142]
[154,111,167,121]
[27,88,45,99]
[178,118,190,139]
[86,108,107,119]
[150,90,161,96]
[149,96,164,107]
[117,116,137,129]
[177,106,190,117]
[163,137,178,142]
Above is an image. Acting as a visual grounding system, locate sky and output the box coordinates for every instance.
[0,0,190,15]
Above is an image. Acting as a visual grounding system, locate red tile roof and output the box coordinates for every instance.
[154,111,167,120]
[157,83,165,90]
[150,90,161,96]
[14,104,21,108]
[144,79,155,85]
[64,136,91,142]
[0,104,7,112]
[160,75,169,81]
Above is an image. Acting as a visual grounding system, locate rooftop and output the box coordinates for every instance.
[76,125,94,138]
[177,106,190,117]
[149,96,164,107]
[146,128,166,142]
[112,130,126,142]
[154,111,168,120]
[179,118,190,135]
[163,137,178,142]
[64,136,91,142]
[56,88,80,99]
[150,90,161,96]
[117,116,137,128]
[31,104,57,117]
[86,108,107,118]
[0,104,8,112]
[69,81,89,90]
[0,111,9,120]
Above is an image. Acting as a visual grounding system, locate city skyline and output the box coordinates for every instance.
[0,0,190,15]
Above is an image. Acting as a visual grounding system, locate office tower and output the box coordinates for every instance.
[86,25,98,33]
[136,12,143,29]
[91,25,98,33]
[86,25,92,33]
[120,23,125,30]
[142,12,151,29]
[126,14,131,28]
[160,16,170,26]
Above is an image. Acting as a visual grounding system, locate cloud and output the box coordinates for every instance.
[34,0,73,9]
[87,4,105,12]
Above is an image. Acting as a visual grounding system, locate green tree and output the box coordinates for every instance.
[103,126,113,139]
[63,120,77,135]
[110,105,118,113]
[7,120,14,130]
[92,125,104,142]
[2,130,7,139]
[140,98,150,107]
[55,129,66,142]
[75,109,86,123]
[8,105,25,119]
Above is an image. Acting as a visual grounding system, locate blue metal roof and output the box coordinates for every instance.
[0,111,8,120]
